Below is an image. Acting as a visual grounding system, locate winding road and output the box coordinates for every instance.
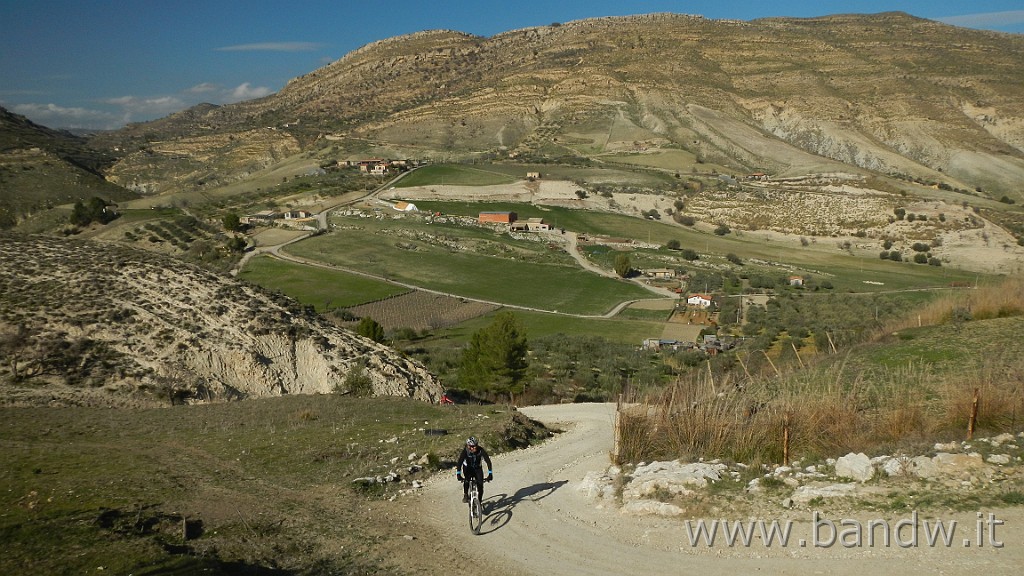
[413,403,1023,576]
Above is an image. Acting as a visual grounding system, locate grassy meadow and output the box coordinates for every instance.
[238,254,409,311]
[0,395,544,575]
[284,213,656,315]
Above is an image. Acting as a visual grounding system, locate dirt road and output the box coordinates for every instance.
[415,403,1023,575]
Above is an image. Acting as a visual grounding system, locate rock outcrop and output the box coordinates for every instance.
[0,234,442,406]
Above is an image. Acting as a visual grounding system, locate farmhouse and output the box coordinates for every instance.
[526,171,541,180]
[282,210,313,220]
[240,210,278,225]
[525,218,550,231]
[644,268,674,279]
[686,294,713,308]
[788,275,804,287]
[357,159,391,175]
[479,211,517,225]
[393,201,418,212]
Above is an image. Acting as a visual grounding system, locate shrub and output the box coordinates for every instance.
[714,224,731,236]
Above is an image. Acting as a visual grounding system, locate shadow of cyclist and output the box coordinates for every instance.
[476,480,568,535]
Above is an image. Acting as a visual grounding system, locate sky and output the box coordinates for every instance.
[2,1,1023,130]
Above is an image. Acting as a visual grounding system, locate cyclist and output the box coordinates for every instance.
[456,436,493,503]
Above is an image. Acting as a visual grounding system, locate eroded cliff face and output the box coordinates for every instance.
[184,334,440,403]
[96,12,1024,197]
[0,235,442,407]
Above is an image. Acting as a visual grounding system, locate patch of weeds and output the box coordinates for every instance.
[293,408,319,422]
[999,490,1024,505]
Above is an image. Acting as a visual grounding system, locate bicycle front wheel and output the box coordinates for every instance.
[469,491,482,534]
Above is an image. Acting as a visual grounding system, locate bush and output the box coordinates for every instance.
[913,253,928,264]
[726,253,742,265]
[714,224,731,236]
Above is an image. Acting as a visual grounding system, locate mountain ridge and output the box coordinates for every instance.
[88,12,1024,201]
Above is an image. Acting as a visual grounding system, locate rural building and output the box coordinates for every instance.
[526,171,541,180]
[393,201,418,212]
[788,275,804,287]
[644,268,674,279]
[358,159,391,175]
[686,294,713,308]
[525,218,550,231]
[479,211,517,224]
[282,210,313,220]
[747,172,770,181]
[240,210,279,225]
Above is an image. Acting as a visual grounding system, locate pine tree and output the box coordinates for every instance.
[458,311,528,399]
[356,317,385,343]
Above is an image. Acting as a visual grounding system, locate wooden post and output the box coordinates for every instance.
[967,388,979,441]
[737,353,753,381]
[612,394,622,463]
[791,342,805,369]
[762,350,781,378]
[825,331,838,355]
[706,360,716,396]
[782,412,791,467]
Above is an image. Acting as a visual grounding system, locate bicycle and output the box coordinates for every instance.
[463,474,491,535]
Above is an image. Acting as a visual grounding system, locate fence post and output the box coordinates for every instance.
[967,388,979,441]
[612,394,622,464]
[783,412,791,467]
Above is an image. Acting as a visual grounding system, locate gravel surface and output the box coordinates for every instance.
[415,403,1024,575]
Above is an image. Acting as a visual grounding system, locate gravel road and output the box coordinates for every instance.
[415,403,1023,576]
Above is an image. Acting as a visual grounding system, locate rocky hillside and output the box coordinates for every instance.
[0,234,442,407]
[93,12,1024,199]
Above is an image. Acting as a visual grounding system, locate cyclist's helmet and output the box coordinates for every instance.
[466,436,478,447]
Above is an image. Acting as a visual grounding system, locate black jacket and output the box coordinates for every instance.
[456,445,492,473]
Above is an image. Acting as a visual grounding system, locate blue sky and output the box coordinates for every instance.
[2,1,1022,130]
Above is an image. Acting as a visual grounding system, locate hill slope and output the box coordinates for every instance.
[0,106,137,228]
[0,234,442,406]
[94,12,1024,199]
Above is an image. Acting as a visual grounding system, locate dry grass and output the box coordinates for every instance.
[618,279,1024,465]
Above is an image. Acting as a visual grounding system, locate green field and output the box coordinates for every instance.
[238,254,408,310]
[430,307,667,345]
[284,215,655,315]
[395,164,517,187]
[398,162,675,188]
[599,149,698,171]
[414,201,982,291]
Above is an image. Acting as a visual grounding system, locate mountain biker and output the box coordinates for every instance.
[456,436,493,503]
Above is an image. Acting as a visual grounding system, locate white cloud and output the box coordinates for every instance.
[226,83,272,103]
[937,10,1024,30]
[8,81,276,129]
[187,82,220,94]
[9,102,119,130]
[216,42,324,52]
[102,95,187,122]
